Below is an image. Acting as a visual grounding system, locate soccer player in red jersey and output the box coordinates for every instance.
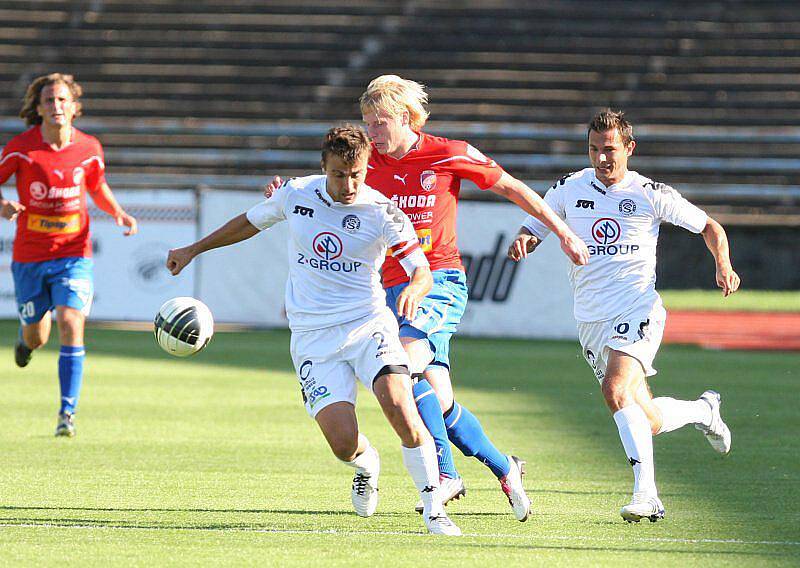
[265,75,589,519]
[357,75,588,520]
[0,73,137,437]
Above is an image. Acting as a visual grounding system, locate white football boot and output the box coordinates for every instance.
[424,511,462,536]
[415,475,466,514]
[695,390,732,455]
[55,412,76,438]
[620,492,665,523]
[350,453,380,517]
[499,455,531,522]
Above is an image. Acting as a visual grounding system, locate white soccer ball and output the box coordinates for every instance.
[154,297,214,357]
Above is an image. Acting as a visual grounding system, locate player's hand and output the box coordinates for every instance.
[560,231,590,266]
[508,234,538,262]
[263,176,283,199]
[166,246,195,276]
[716,264,741,297]
[396,287,423,320]
[116,211,138,236]
[0,198,25,222]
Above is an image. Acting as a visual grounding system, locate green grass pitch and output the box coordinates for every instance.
[1,320,798,566]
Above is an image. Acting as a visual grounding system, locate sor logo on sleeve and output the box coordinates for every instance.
[342,214,360,233]
[619,199,637,216]
[293,205,314,218]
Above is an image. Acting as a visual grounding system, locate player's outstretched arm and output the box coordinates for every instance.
[396,266,433,320]
[166,213,259,276]
[488,172,589,266]
[90,182,138,236]
[0,195,25,221]
[507,227,542,262]
[701,217,741,297]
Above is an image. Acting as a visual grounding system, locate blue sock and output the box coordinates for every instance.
[412,378,459,479]
[444,401,511,478]
[58,345,85,415]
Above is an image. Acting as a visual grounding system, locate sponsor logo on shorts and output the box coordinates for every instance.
[585,349,605,381]
[637,319,650,340]
[299,360,313,381]
[619,199,637,216]
[420,170,437,191]
[308,386,331,409]
[298,359,325,406]
[342,214,360,233]
[27,213,81,234]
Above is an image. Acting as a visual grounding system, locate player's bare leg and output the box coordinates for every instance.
[315,401,380,517]
[15,311,51,367]
[373,371,460,535]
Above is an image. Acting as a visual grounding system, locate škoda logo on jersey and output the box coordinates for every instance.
[296,232,362,272]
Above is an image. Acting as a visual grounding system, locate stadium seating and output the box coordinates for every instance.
[0,0,798,206]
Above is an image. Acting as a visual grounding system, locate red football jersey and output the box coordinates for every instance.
[366,131,503,287]
[0,126,106,262]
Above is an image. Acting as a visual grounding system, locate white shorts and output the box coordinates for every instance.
[577,300,667,382]
[290,307,411,418]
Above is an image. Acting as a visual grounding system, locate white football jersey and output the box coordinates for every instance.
[522,168,708,322]
[246,175,427,331]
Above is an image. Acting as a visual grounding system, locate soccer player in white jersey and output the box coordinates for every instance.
[166,125,461,536]
[508,109,740,523]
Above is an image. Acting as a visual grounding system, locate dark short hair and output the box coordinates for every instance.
[321,124,371,165]
[19,73,83,126]
[588,108,634,146]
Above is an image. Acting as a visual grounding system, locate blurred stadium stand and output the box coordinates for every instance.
[0,0,798,222]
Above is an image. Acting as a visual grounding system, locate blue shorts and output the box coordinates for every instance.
[385,268,467,370]
[11,257,94,325]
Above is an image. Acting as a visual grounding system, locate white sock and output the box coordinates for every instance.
[401,440,443,516]
[344,435,379,477]
[652,397,713,434]
[613,404,657,497]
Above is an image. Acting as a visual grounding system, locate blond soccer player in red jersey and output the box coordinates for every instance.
[0,73,137,437]
[266,75,588,521]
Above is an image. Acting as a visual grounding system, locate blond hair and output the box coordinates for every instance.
[19,73,83,126]
[359,75,430,131]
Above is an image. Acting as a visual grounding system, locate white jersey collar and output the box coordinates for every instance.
[591,169,635,192]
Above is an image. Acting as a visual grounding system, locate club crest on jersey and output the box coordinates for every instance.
[29,181,48,200]
[342,214,360,233]
[73,167,84,185]
[619,199,637,216]
[312,232,343,260]
[420,170,437,192]
[591,218,621,245]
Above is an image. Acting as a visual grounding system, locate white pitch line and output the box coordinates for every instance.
[0,523,798,548]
